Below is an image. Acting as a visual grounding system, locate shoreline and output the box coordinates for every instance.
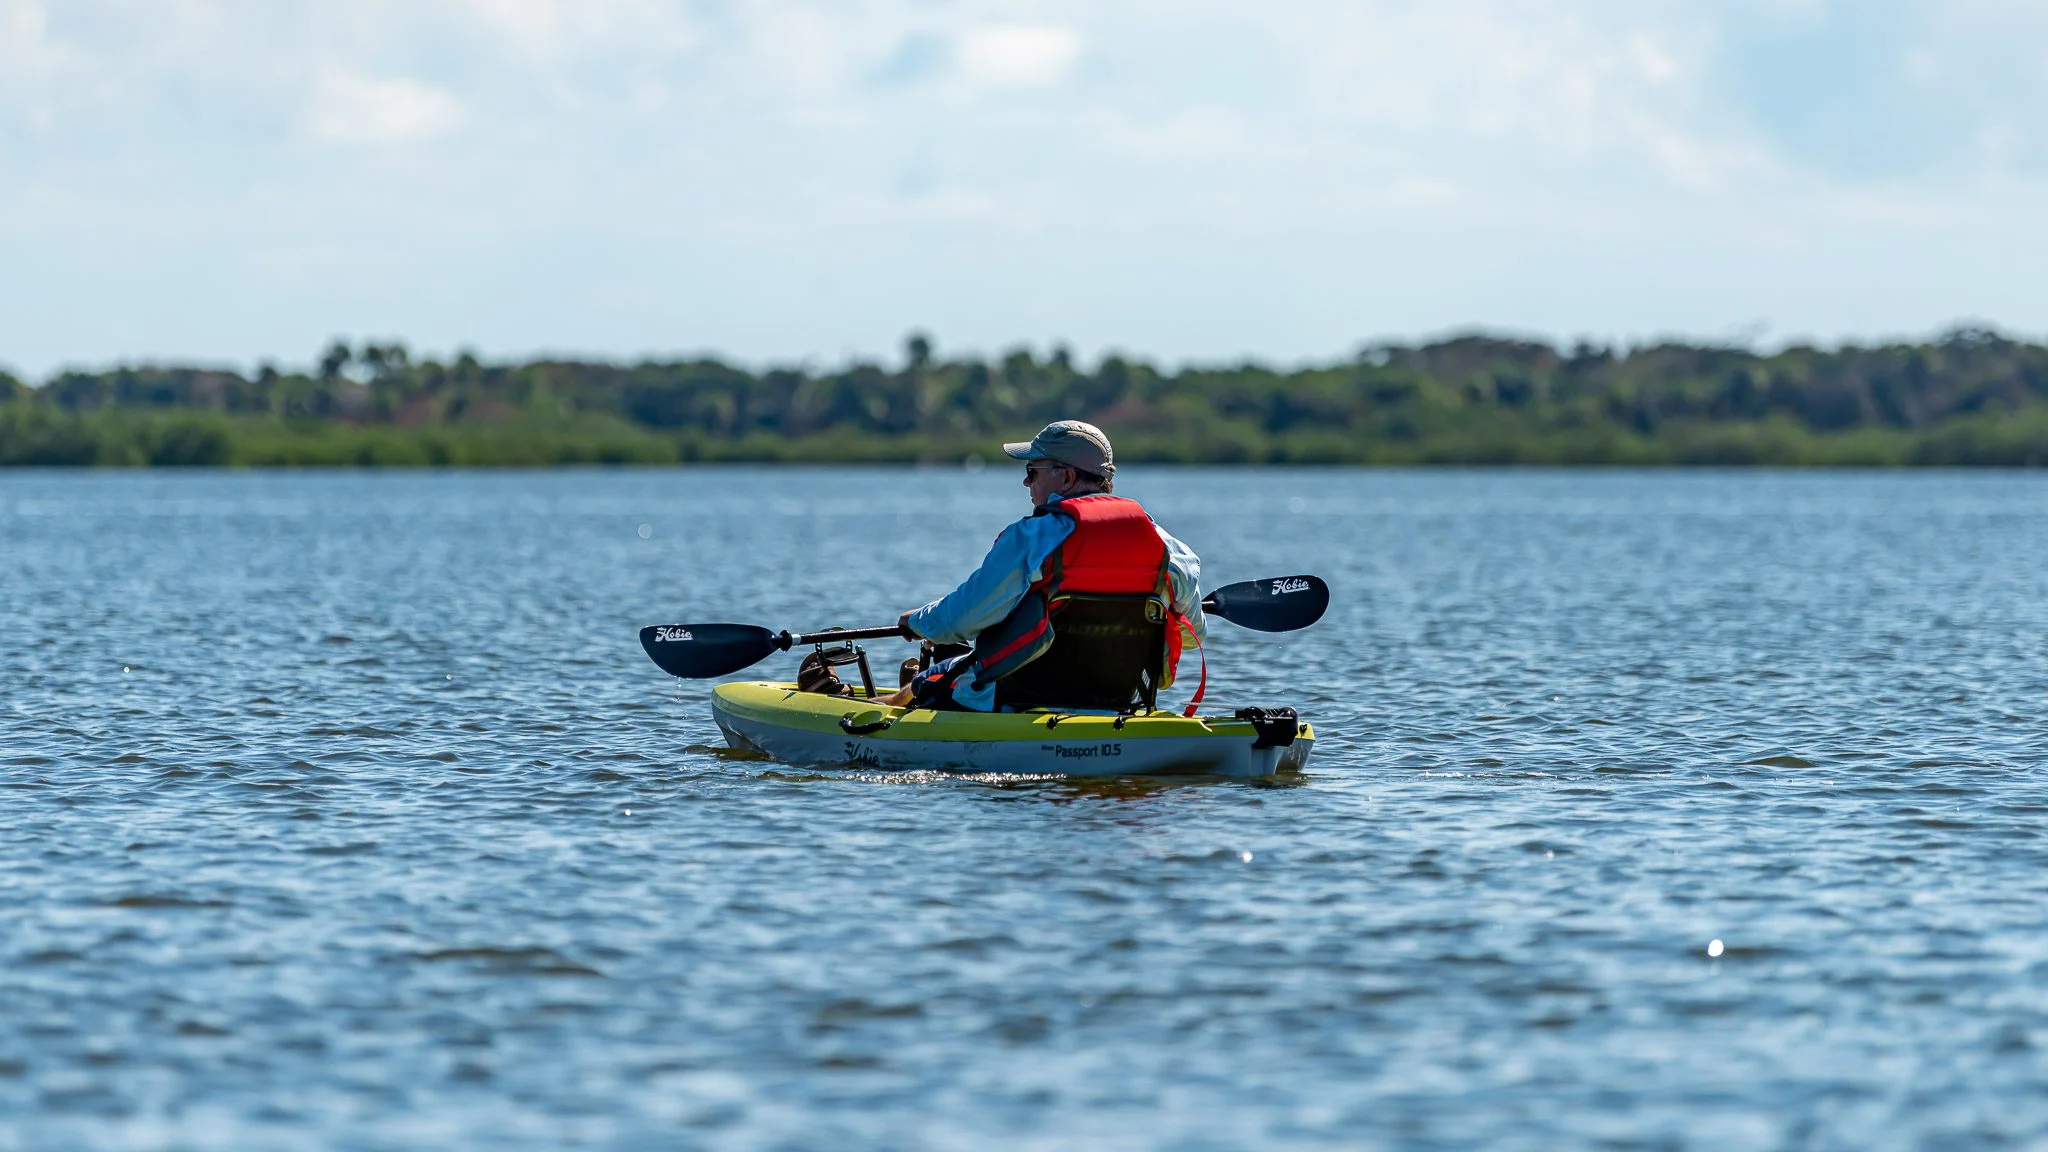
[9,328,2048,468]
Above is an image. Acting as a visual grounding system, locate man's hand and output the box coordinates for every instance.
[898,612,920,639]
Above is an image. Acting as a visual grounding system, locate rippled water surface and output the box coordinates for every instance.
[6,466,2048,1149]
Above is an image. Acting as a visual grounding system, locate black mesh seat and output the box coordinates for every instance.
[992,593,1167,712]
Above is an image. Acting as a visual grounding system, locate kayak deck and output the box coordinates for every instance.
[711,681,1313,777]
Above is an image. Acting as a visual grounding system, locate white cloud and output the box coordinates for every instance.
[957,24,1079,88]
[458,0,575,47]
[309,71,466,145]
[0,0,47,63]
[1627,32,1680,84]
[0,0,77,100]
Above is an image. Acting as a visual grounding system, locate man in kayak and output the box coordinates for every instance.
[866,420,1206,713]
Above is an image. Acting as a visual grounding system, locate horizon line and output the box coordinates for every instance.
[5,318,2042,386]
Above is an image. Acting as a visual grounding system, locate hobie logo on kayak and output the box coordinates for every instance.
[1271,578,1311,595]
[654,627,695,643]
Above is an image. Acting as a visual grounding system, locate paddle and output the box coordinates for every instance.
[637,623,905,680]
[639,576,1329,679]
[1200,574,1329,633]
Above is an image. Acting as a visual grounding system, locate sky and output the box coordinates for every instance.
[2,0,2046,379]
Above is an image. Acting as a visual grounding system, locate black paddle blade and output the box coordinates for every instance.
[1201,575,1329,632]
[639,623,784,678]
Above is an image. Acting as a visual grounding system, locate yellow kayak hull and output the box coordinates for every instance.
[710,682,1313,777]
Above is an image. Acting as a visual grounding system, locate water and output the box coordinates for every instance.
[5,466,2048,1149]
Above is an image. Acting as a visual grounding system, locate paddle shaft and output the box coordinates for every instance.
[779,585,1316,647]
[640,575,1325,678]
[784,625,908,647]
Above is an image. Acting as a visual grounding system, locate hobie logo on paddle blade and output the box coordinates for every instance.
[653,627,695,643]
[1271,578,1310,595]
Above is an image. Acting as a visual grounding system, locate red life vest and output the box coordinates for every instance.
[1032,494,1168,599]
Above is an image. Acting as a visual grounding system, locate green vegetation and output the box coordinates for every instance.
[5,329,2048,466]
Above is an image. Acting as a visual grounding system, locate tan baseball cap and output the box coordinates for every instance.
[1002,420,1115,476]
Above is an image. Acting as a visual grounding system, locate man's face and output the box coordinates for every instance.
[1023,459,1075,507]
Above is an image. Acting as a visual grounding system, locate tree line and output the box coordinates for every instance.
[4,328,2048,466]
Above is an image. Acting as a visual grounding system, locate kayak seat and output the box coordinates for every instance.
[992,593,1166,713]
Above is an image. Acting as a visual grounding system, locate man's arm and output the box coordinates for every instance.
[1157,525,1206,649]
[904,516,1076,644]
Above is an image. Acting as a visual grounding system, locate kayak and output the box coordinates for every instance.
[711,681,1314,777]
[641,575,1332,776]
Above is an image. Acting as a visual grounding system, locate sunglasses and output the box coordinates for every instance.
[1024,461,1072,480]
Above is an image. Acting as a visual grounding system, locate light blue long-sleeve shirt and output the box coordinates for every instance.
[906,493,1204,711]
